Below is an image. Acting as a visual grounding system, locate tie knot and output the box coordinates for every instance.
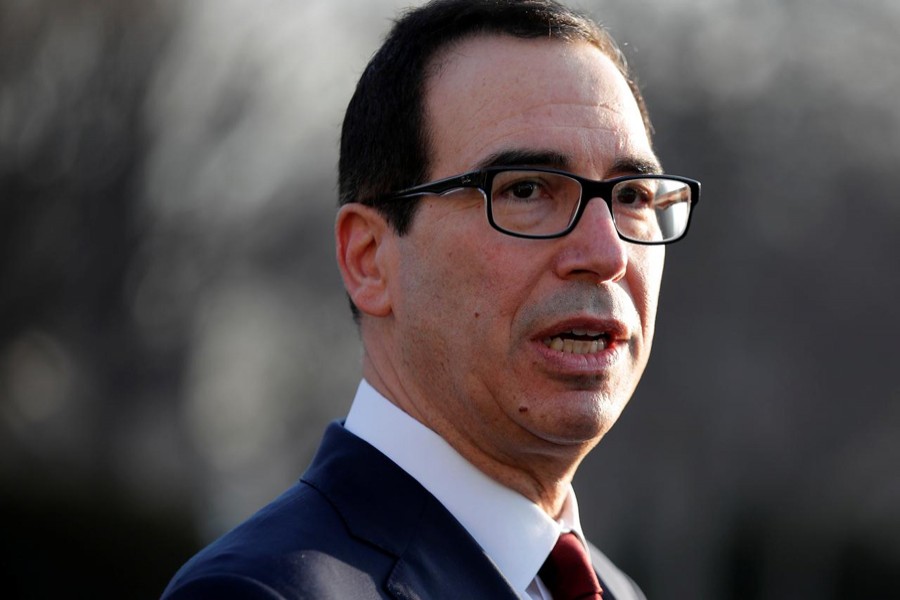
[539,532,603,600]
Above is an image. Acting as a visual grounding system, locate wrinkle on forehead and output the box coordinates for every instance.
[444,71,630,127]
[424,36,652,179]
[446,118,650,180]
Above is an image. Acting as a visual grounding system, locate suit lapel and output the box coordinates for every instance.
[303,423,520,600]
[587,540,646,600]
[385,493,519,600]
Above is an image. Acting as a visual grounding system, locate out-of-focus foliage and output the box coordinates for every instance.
[1,1,898,598]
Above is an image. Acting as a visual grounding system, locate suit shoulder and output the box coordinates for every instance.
[163,563,386,600]
[162,481,394,599]
[163,573,285,599]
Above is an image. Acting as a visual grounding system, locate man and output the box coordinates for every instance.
[162,0,699,598]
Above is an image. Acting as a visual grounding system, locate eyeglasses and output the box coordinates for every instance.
[375,166,701,245]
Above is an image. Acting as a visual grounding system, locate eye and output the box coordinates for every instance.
[509,181,541,200]
[495,177,552,203]
[614,182,653,205]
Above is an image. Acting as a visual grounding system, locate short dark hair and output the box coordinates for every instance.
[338,0,652,235]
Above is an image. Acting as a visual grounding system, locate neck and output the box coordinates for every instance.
[362,357,591,518]
[427,412,591,518]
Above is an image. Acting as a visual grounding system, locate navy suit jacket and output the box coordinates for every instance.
[161,422,645,599]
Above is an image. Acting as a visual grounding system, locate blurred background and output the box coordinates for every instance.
[1,0,898,598]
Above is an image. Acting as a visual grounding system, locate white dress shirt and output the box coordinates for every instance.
[345,379,588,600]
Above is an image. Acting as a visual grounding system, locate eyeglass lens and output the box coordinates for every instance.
[489,170,692,242]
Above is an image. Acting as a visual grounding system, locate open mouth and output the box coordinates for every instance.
[542,328,610,355]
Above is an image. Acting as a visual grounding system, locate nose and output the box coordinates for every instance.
[553,198,628,283]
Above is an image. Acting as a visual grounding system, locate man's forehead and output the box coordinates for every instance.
[424,35,655,179]
[428,31,607,76]
[428,34,609,91]
[475,148,663,177]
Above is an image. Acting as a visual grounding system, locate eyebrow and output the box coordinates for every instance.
[608,157,664,176]
[476,149,572,171]
[475,149,664,177]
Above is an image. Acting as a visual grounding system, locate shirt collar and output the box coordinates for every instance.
[344,380,585,597]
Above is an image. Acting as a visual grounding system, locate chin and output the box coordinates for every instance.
[532,422,609,448]
[562,392,628,441]
[522,402,621,448]
[505,379,632,443]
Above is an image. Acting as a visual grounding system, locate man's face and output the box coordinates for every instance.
[386,35,664,466]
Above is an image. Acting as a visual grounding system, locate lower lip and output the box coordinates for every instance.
[531,339,626,374]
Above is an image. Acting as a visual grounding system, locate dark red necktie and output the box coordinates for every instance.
[539,532,604,600]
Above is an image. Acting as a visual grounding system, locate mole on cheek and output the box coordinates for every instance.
[518,406,528,413]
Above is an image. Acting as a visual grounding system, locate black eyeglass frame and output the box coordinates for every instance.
[370,166,701,245]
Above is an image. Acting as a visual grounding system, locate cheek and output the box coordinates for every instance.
[467,240,544,322]
[396,228,493,328]
[626,246,665,331]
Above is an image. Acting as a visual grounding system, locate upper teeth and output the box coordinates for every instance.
[543,334,608,354]
[570,328,600,337]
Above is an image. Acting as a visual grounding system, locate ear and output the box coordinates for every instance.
[335,203,396,318]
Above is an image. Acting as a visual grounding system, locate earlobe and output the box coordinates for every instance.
[335,204,395,318]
